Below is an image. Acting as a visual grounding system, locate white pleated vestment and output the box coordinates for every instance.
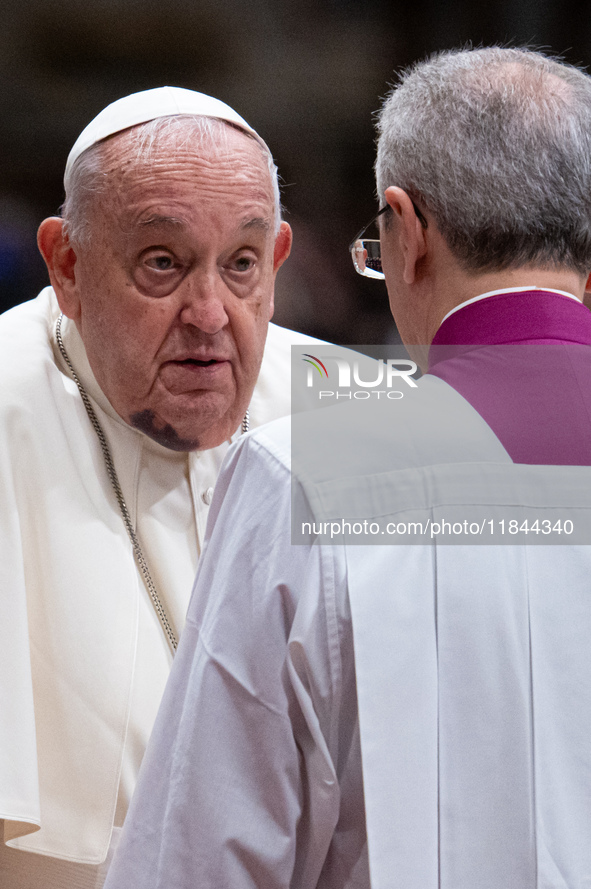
[105,377,591,889]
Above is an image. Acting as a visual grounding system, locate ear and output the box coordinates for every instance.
[37,217,82,321]
[583,272,591,311]
[384,187,427,285]
[273,221,292,273]
[268,221,292,318]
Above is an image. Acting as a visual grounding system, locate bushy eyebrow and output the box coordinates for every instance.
[138,215,185,228]
[241,217,271,232]
[136,215,270,231]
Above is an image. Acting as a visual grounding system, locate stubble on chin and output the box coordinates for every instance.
[130,409,200,452]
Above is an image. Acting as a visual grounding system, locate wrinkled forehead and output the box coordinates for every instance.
[74,116,275,206]
[78,113,271,175]
[90,121,277,224]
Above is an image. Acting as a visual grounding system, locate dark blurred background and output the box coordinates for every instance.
[1,0,589,343]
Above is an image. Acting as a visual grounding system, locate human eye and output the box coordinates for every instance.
[226,250,258,275]
[134,247,186,297]
[143,249,178,272]
[234,255,255,271]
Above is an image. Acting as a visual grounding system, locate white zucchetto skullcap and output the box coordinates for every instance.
[64,86,260,189]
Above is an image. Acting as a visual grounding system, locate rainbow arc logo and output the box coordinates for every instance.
[302,354,329,378]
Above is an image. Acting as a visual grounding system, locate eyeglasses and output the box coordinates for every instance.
[349,201,428,279]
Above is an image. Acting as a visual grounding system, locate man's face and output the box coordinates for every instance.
[58,125,290,450]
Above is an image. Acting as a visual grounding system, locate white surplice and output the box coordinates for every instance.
[0,286,322,886]
[105,378,591,889]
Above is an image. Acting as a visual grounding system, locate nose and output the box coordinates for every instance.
[178,273,229,334]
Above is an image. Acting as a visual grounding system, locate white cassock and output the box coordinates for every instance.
[0,287,322,889]
[104,376,591,889]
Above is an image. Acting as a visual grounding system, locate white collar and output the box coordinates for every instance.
[440,286,582,327]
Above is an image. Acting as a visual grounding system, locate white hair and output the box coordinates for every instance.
[62,115,282,246]
[376,47,591,274]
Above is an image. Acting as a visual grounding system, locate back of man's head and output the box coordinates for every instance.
[375,47,591,275]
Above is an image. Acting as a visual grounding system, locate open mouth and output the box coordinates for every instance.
[160,357,229,394]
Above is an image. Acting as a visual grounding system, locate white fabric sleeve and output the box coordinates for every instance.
[104,430,343,889]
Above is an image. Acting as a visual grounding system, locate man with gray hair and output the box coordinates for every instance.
[0,86,322,888]
[105,49,591,889]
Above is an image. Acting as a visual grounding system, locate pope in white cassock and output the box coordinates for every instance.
[0,87,323,888]
[105,49,591,889]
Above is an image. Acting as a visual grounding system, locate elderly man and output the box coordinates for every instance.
[0,87,323,887]
[105,49,591,889]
